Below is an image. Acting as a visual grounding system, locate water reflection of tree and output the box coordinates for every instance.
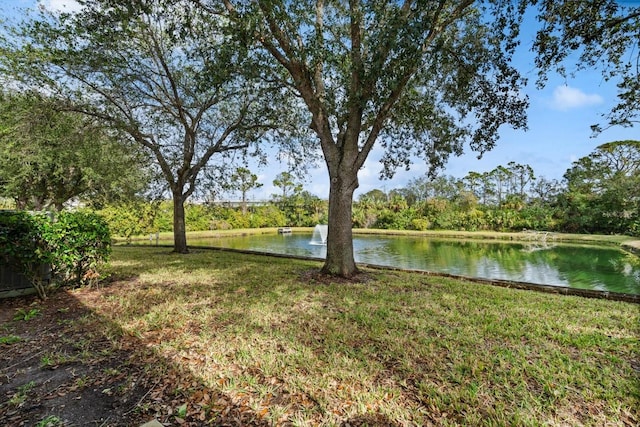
[386,238,529,275]
[383,238,639,294]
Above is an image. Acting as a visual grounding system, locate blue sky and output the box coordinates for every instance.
[2,0,638,201]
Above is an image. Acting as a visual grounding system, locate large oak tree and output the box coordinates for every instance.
[1,0,306,253]
[211,0,529,276]
[561,140,640,234]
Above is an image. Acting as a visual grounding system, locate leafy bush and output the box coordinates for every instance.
[374,208,415,230]
[48,212,111,286]
[0,211,52,298]
[0,210,111,298]
[224,209,251,229]
[410,217,430,231]
[250,205,288,227]
[185,204,213,231]
[97,202,158,241]
[209,219,233,230]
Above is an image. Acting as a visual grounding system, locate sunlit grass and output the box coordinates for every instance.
[95,246,639,426]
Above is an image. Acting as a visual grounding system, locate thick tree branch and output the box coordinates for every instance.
[356,0,474,169]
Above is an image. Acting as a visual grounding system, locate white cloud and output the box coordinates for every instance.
[550,85,603,111]
[38,0,82,13]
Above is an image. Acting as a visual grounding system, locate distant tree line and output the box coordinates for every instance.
[78,141,639,239]
[354,141,639,236]
[92,190,328,243]
[2,136,638,238]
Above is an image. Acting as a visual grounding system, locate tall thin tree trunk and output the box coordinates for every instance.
[241,191,247,215]
[322,172,358,277]
[173,192,189,254]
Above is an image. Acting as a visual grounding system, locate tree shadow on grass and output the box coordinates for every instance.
[2,245,391,426]
[8,246,584,426]
[0,278,272,426]
[341,414,403,426]
[98,247,426,425]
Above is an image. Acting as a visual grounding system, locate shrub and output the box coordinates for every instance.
[0,210,111,298]
[48,212,111,286]
[0,211,52,298]
[410,217,431,231]
[185,204,213,231]
[224,209,251,229]
[97,202,157,241]
[372,207,417,230]
[248,205,288,228]
[209,219,233,230]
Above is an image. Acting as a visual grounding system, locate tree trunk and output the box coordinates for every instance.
[173,192,189,254]
[241,191,247,215]
[321,172,358,277]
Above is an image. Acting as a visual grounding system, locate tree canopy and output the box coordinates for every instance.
[0,90,151,210]
[211,0,529,276]
[561,140,640,234]
[1,0,310,252]
[225,167,263,214]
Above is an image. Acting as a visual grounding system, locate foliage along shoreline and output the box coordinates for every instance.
[115,226,638,252]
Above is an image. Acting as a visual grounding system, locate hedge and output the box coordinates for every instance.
[0,210,111,299]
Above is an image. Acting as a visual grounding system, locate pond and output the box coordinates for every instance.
[181,232,640,296]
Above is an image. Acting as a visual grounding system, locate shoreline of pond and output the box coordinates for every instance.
[116,227,639,255]
[621,240,640,255]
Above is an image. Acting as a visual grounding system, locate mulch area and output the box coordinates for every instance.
[1,291,153,426]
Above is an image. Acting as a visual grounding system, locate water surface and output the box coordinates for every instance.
[183,233,639,295]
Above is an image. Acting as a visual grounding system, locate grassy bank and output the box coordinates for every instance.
[90,246,638,425]
[622,240,640,255]
[114,227,288,242]
[352,228,636,247]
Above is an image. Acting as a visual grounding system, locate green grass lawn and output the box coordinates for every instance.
[96,246,639,426]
